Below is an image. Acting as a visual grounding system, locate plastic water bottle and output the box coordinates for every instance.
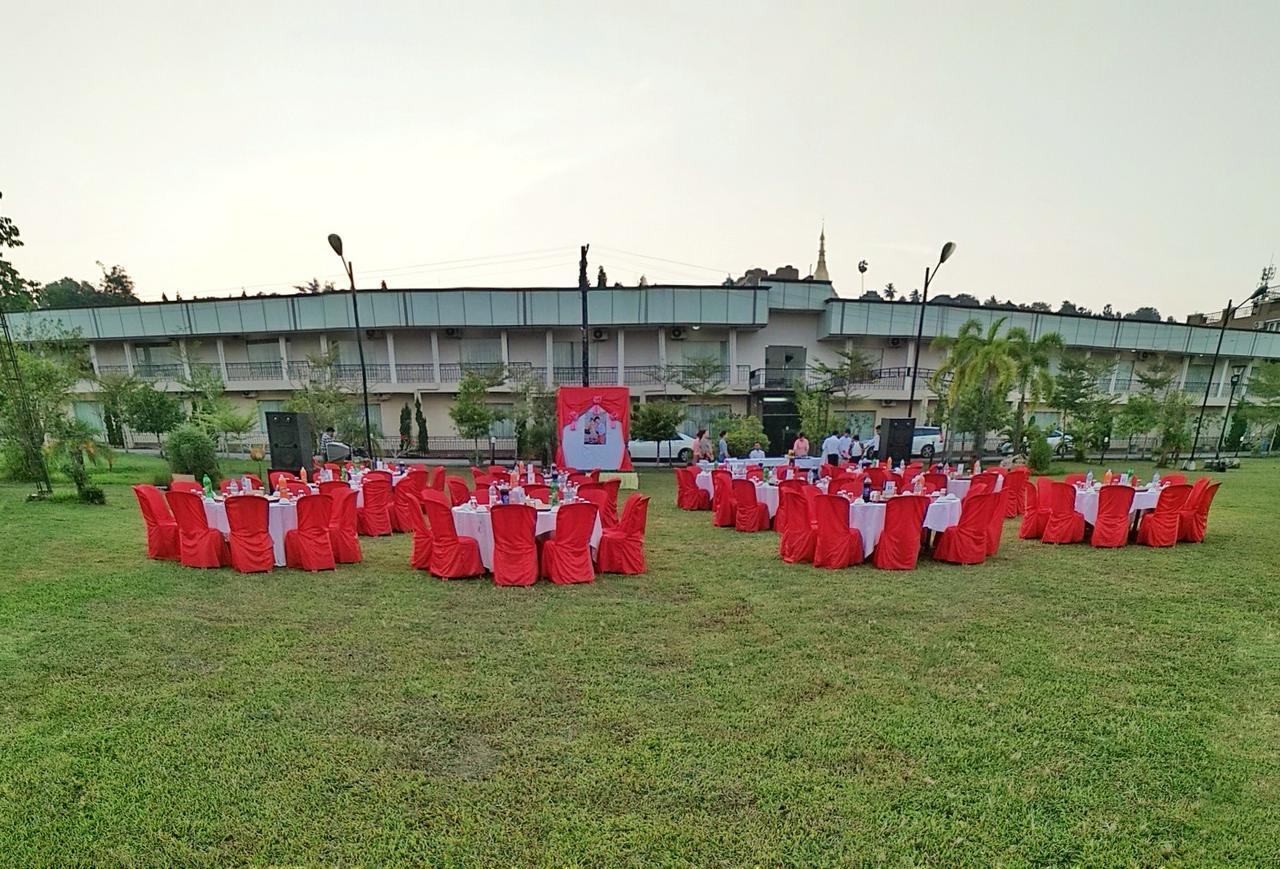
[228,479,240,496]
[488,483,498,505]
[1085,470,1094,487]
[862,477,872,502]
[1152,470,1161,487]
[241,474,252,492]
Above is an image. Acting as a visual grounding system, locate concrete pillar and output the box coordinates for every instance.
[87,343,100,376]
[500,330,509,366]
[1177,355,1190,390]
[1108,353,1120,393]
[277,335,288,379]
[387,332,397,383]
[430,331,441,383]
[616,328,626,385]
[216,338,228,381]
[657,327,667,370]
[123,341,135,375]
[728,328,737,385]
[1215,359,1229,398]
[544,329,554,387]
[178,339,191,380]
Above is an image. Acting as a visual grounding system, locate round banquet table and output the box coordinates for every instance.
[204,497,297,566]
[1073,484,1161,525]
[451,503,603,570]
[944,474,1004,499]
[695,474,780,517]
[846,495,963,558]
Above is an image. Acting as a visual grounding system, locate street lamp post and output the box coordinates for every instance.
[326,233,375,462]
[905,241,956,420]
[1213,364,1247,461]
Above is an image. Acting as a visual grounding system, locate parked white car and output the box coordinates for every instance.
[911,426,945,460]
[999,429,1073,456]
[627,432,698,463]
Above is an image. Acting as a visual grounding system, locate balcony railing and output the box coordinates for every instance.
[134,362,184,380]
[97,364,131,376]
[226,361,286,381]
[748,366,935,392]
[395,363,437,382]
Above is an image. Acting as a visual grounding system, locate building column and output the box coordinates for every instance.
[87,343,100,376]
[319,333,329,356]
[277,335,288,379]
[1215,359,1229,397]
[657,327,667,370]
[123,341,135,375]
[544,329,554,386]
[387,332,398,383]
[728,328,738,385]
[216,338,228,381]
[430,331,441,383]
[616,328,625,385]
[500,330,509,367]
[1107,353,1120,393]
[178,338,192,380]
[1177,355,1190,390]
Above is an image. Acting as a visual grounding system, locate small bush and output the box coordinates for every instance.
[151,471,172,488]
[713,414,769,458]
[1027,427,1053,473]
[166,423,221,482]
[78,485,106,505]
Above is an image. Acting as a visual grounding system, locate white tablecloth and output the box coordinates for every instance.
[944,474,1004,499]
[697,457,820,472]
[846,496,963,557]
[1074,485,1161,525]
[204,498,298,566]
[695,473,779,517]
[451,504,603,570]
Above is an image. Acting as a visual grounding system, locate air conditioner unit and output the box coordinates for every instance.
[889,336,903,348]
[669,326,686,341]
[1139,351,1151,361]
[444,327,460,338]
[592,327,611,342]
[365,329,385,339]
[880,399,897,408]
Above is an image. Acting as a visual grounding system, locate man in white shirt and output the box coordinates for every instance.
[821,431,841,466]
[747,442,766,460]
[837,429,852,461]
[868,426,881,459]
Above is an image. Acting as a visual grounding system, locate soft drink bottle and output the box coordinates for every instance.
[201,474,212,496]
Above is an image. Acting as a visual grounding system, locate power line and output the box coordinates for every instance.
[594,244,730,274]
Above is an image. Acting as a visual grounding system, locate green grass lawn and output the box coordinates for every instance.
[1,456,1278,864]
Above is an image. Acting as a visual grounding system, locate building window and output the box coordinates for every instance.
[1262,319,1280,332]
[681,403,730,435]
[488,403,514,437]
[257,400,285,433]
[73,401,104,432]
[461,338,502,365]
[246,340,280,364]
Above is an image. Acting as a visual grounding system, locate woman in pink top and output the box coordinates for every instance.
[792,432,810,457]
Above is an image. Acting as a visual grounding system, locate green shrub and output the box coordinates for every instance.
[713,414,768,458]
[1027,427,1053,473]
[166,423,221,482]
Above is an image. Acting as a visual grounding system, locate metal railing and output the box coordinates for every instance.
[395,363,437,382]
[748,366,936,391]
[134,362,184,380]
[226,360,286,380]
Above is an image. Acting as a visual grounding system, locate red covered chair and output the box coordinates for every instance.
[1089,485,1134,548]
[445,476,471,508]
[470,466,490,488]
[1064,473,1086,485]
[356,475,394,536]
[731,478,770,532]
[864,467,887,490]
[1178,480,1220,543]
[327,487,362,563]
[711,470,736,528]
[744,465,764,482]
[490,504,539,586]
[966,472,998,499]
[169,478,205,495]
[676,466,712,510]
[1161,473,1187,486]
[225,495,275,573]
[1018,477,1051,539]
[541,502,598,584]
[524,484,550,503]
[1041,481,1085,544]
[285,494,337,570]
[132,484,180,561]
[1004,469,1030,517]
[1136,483,1193,548]
[598,494,650,574]
[777,489,817,564]
[884,471,905,493]
[323,462,340,476]
[922,472,948,494]
[986,486,1011,556]
[567,471,593,486]
[282,479,312,498]
[488,464,509,480]
[364,469,393,482]
[873,494,928,570]
[599,478,622,526]
[318,479,349,496]
[165,489,229,568]
[268,471,298,489]
[813,494,864,569]
[774,478,805,531]
[933,492,997,565]
[422,496,485,579]
[831,476,862,498]
[429,466,447,491]
[391,477,425,533]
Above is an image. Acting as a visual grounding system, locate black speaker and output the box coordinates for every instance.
[266,411,315,473]
[883,417,916,466]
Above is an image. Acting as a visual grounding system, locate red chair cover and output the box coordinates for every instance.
[933,492,997,564]
[813,494,863,569]
[874,494,928,570]
[282,480,311,497]
[774,478,805,531]
[676,466,712,511]
[356,476,393,536]
[392,485,433,570]
[165,489,229,568]
[487,465,509,479]
[731,478,770,532]
[1136,483,1192,547]
[597,494,650,574]
[422,496,485,578]
[1089,485,1134,548]
[225,495,275,573]
[470,466,490,488]
[885,471,904,492]
[986,486,1011,556]
[710,470,735,527]
[524,484,550,503]
[445,476,471,508]
[1041,481,1085,544]
[744,465,764,482]
[1178,480,1219,543]
[364,469,393,482]
[268,471,298,489]
[1004,469,1030,517]
[392,477,425,533]
[1018,477,1050,539]
[318,479,348,496]
[967,472,998,499]
[922,472,948,494]
[323,463,340,475]
[864,467,887,490]
[132,484,180,561]
[1064,473,1086,485]
[541,502,597,584]
[429,466,447,491]
[831,476,862,498]
[777,489,816,564]
[1161,473,1187,486]
[220,476,264,494]
[599,479,622,526]
[169,479,205,495]
[490,504,539,586]
[285,494,337,570]
[327,487,362,563]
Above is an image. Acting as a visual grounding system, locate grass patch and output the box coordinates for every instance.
[1,455,1278,863]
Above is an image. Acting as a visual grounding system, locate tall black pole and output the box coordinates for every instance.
[346,260,375,461]
[1187,300,1232,464]
[579,244,590,387]
[905,264,933,419]
[1214,371,1242,461]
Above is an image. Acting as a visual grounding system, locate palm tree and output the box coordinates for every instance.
[932,318,1017,460]
[1006,326,1063,453]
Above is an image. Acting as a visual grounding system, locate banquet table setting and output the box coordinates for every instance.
[1073,482,1161,525]
[846,494,963,557]
[451,501,603,570]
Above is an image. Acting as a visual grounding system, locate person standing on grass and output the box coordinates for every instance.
[694,429,714,462]
[717,430,730,462]
[821,430,841,466]
[837,428,852,462]
[851,433,864,461]
[868,425,881,460]
[792,431,809,457]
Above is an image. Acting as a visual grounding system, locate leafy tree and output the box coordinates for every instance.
[711,413,768,457]
[124,384,185,450]
[93,261,141,305]
[283,348,360,444]
[36,278,98,309]
[1126,363,1191,466]
[166,423,221,482]
[674,355,726,404]
[1051,354,1106,441]
[812,348,874,414]
[631,400,685,464]
[399,403,413,451]
[1123,306,1162,322]
[883,283,896,301]
[0,342,77,480]
[1007,327,1063,453]
[1026,425,1053,473]
[1224,401,1249,453]
[0,191,38,312]
[294,278,337,294]
[46,416,111,503]
[198,401,257,455]
[94,370,142,446]
[415,397,429,454]
[793,382,832,442]
[932,318,1015,459]
[507,373,556,463]
[1246,361,1280,453]
[450,371,499,460]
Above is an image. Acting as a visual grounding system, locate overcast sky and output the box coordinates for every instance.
[3,1,1277,316]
